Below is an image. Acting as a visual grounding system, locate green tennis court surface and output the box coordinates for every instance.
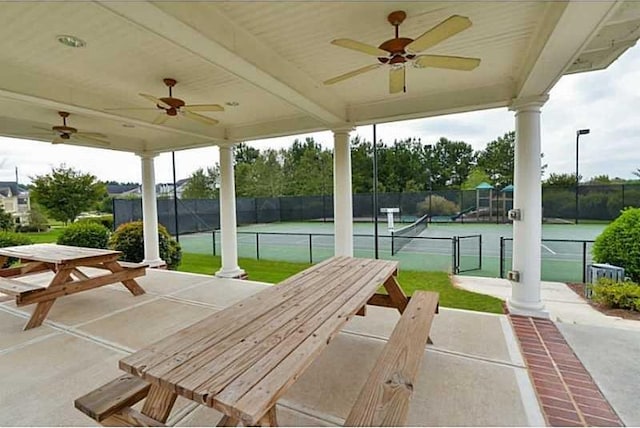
[178,222,606,283]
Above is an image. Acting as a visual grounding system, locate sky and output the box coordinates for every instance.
[1,44,639,185]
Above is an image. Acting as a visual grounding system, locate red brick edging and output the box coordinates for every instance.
[510,315,623,427]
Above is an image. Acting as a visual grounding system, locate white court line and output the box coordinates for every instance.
[541,243,557,255]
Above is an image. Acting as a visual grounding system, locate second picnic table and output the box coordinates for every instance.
[0,243,146,330]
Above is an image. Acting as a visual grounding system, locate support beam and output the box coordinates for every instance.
[216,145,245,279]
[333,127,354,257]
[508,96,548,318]
[140,153,164,267]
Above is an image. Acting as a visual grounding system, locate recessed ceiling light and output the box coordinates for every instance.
[225,101,240,107]
[56,34,86,48]
[122,123,135,128]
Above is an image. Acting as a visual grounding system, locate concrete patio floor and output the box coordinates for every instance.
[456,275,640,426]
[0,269,544,427]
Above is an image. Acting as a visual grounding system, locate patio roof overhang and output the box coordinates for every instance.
[0,1,638,153]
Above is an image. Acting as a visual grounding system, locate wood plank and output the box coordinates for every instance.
[74,374,151,422]
[71,268,90,280]
[102,407,166,427]
[257,406,278,427]
[344,291,439,427]
[0,244,121,264]
[23,267,73,330]
[0,277,45,296]
[120,256,355,377]
[118,261,151,268]
[140,385,177,423]
[17,266,146,306]
[103,260,146,296]
[163,259,378,401]
[213,260,398,425]
[0,261,50,278]
[382,275,408,314]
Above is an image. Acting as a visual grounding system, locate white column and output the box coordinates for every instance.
[216,145,245,278]
[333,127,355,256]
[508,96,549,317]
[139,153,164,266]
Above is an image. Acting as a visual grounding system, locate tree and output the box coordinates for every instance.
[350,135,373,193]
[462,167,492,190]
[588,175,612,185]
[0,206,13,231]
[476,131,515,188]
[30,165,105,224]
[234,143,260,165]
[28,203,49,231]
[430,137,475,188]
[544,173,581,187]
[182,167,219,199]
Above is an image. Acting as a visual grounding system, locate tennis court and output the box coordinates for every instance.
[178,221,606,283]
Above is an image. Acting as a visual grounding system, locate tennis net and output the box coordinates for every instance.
[391,214,429,255]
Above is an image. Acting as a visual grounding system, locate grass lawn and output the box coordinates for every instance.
[21,228,64,243]
[179,252,504,314]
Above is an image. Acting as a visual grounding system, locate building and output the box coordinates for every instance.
[0,181,30,226]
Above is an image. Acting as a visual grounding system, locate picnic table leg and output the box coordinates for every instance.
[103,261,145,296]
[23,267,73,330]
[140,384,177,423]
[256,406,278,427]
[382,275,408,314]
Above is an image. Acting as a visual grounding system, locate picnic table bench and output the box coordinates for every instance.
[0,244,147,330]
[75,256,438,426]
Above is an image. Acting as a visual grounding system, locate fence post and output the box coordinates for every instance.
[212,230,216,256]
[479,234,483,270]
[499,237,504,278]
[451,237,458,274]
[256,233,260,260]
[582,241,587,283]
[309,234,313,264]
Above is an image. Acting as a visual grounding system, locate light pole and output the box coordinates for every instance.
[425,144,433,217]
[575,129,590,224]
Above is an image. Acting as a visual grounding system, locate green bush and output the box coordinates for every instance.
[57,222,110,249]
[592,208,640,281]
[592,278,640,311]
[76,215,113,230]
[109,221,181,270]
[0,232,33,268]
[417,195,460,216]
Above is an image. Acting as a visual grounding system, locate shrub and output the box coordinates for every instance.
[592,208,640,281]
[0,232,33,268]
[109,221,181,270]
[592,278,640,311]
[57,222,110,249]
[15,224,50,233]
[76,214,114,230]
[417,195,460,216]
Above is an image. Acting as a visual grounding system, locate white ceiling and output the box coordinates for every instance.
[0,1,637,154]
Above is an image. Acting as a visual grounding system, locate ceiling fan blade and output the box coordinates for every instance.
[152,113,169,125]
[324,64,381,85]
[104,107,159,111]
[76,131,107,138]
[182,110,219,126]
[406,15,472,54]
[183,104,225,112]
[51,136,65,144]
[139,93,171,109]
[415,55,480,71]
[389,66,405,94]
[32,126,54,132]
[73,134,111,146]
[331,39,388,57]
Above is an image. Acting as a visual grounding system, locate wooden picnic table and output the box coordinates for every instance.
[0,243,146,330]
[112,256,410,426]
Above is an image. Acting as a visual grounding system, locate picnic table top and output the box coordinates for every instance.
[0,244,122,265]
[119,256,399,425]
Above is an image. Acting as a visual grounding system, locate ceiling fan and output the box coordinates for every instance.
[109,78,224,126]
[32,111,110,146]
[324,11,481,94]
